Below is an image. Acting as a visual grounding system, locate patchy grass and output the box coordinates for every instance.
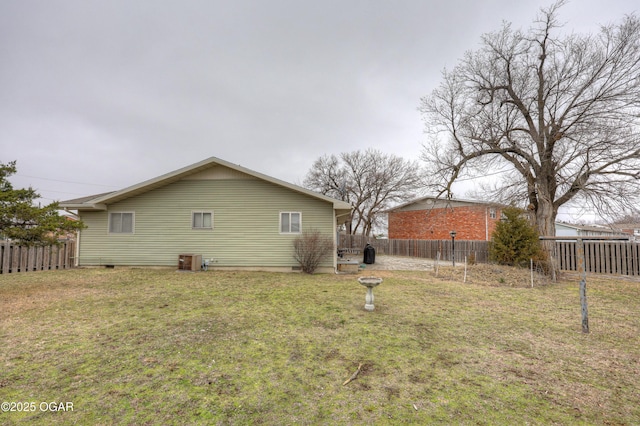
[1,266,639,425]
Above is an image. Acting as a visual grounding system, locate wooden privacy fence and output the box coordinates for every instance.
[554,240,640,276]
[0,241,76,274]
[339,235,490,263]
[339,235,640,277]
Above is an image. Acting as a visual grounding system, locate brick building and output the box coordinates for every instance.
[386,197,505,241]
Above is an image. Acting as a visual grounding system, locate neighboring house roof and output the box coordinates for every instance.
[610,223,640,235]
[384,195,508,213]
[59,157,353,220]
[59,192,115,206]
[555,222,631,238]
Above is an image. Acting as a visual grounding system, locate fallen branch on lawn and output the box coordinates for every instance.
[342,363,363,386]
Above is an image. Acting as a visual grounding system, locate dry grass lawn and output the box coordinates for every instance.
[1,264,639,425]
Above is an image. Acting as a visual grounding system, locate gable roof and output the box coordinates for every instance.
[554,221,631,238]
[58,192,116,207]
[385,195,508,213]
[59,157,353,217]
[555,222,618,233]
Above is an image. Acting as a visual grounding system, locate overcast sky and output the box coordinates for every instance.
[1,0,637,221]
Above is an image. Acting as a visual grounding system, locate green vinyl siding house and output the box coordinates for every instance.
[60,157,353,272]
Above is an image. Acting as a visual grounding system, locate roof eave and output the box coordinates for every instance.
[59,157,353,213]
[89,156,353,209]
[384,195,511,213]
[61,203,107,211]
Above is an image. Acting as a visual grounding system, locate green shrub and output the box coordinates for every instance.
[490,206,543,267]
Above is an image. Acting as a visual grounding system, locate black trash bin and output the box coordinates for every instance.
[363,243,375,264]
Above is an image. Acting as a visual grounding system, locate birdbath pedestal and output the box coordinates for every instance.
[358,276,383,311]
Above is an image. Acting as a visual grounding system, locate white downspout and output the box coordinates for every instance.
[333,208,339,274]
[75,227,80,267]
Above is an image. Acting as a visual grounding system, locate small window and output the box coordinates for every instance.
[192,212,213,229]
[109,212,134,234]
[489,208,497,219]
[280,212,301,233]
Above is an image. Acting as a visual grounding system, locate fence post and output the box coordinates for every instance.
[463,256,467,283]
[1,242,9,274]
[577,238,589,334]
[530,258,534,288]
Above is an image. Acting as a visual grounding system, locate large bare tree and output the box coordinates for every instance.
[304,149,423,236]
[420,1,640,238]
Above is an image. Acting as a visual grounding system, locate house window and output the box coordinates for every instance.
[489,208,497,219]
[109,212,134,234]
[280,212,301,233]
[192,212,213,229]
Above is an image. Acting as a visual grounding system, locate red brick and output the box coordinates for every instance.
[388,205,500,241]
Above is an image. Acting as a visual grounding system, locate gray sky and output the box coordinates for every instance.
[1,0,637,221]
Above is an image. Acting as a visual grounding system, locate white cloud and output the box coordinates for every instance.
[1,0,636,215]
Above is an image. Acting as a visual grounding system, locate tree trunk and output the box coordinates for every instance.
[535,191,558,279]
[535,199,556,237]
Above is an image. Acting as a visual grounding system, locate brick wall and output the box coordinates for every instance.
[388,205,500,241]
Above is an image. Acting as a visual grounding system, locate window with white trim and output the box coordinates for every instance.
[280,212,301,233]
[489,208,497,219]
[192,212,213,229]
[109,212,134,234]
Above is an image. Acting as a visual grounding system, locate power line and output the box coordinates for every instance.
[15,174,118,188]
[34,188,97,196]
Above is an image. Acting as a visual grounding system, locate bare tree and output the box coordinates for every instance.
[292,229,334,274]
[420,1,640,241]
[612,210,640,224]
[304,149,423,236]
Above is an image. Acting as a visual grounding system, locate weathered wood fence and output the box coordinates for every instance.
[555,240,640,276]
[339,235,640,276]
[0,241,76,274]
[339,235,490,263]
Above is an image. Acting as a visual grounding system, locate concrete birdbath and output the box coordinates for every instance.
[358,276,383,311]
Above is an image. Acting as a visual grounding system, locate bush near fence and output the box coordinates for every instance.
[0,241,75,274]
[339,235,640,277]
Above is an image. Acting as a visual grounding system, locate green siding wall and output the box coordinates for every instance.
[78,178,337,268]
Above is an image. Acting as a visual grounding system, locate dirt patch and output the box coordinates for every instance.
[361,255,435,271]
[360,255,550,287]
